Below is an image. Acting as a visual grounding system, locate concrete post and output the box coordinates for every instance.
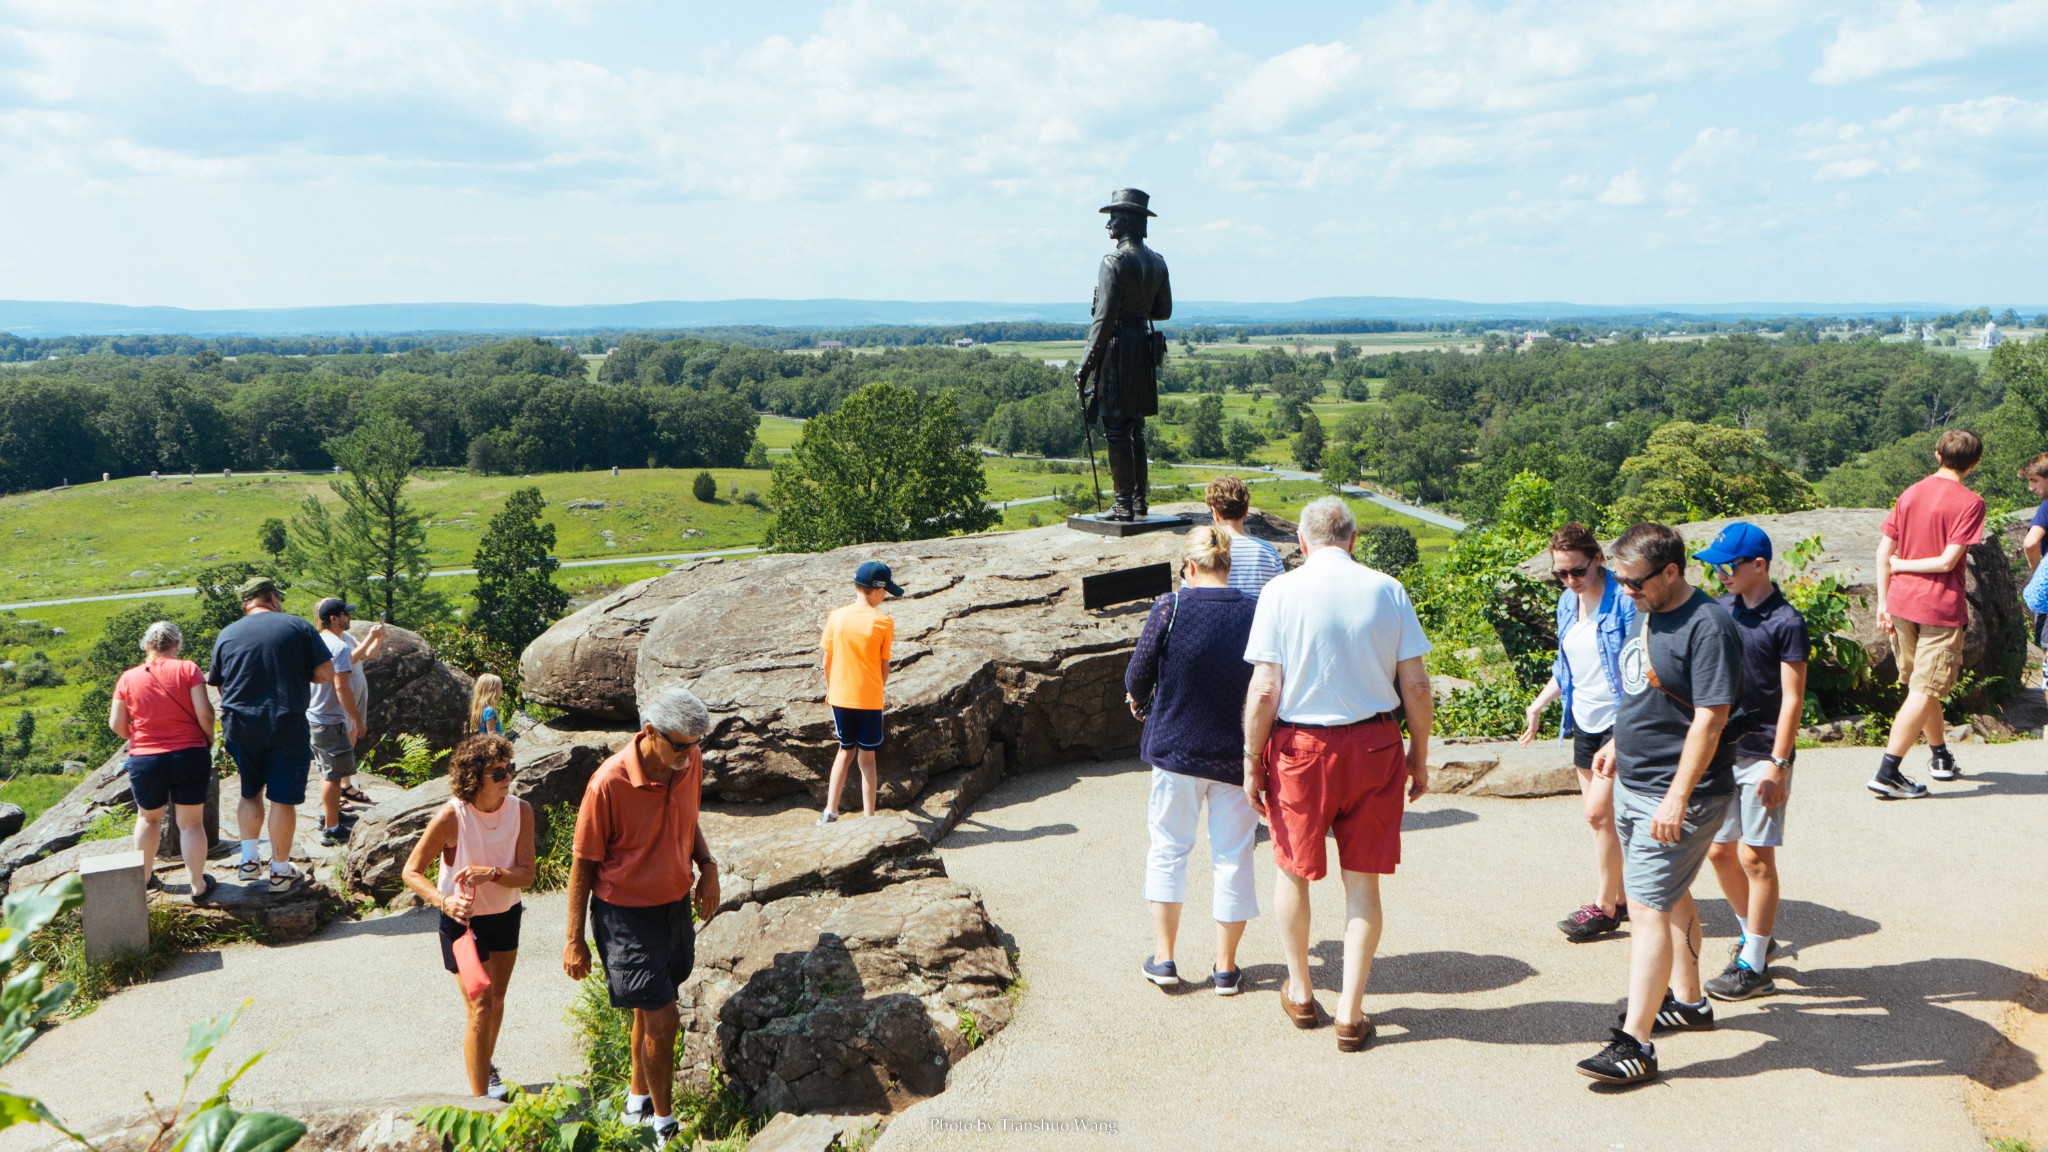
[80,850,151,963]
[157,771,224,859]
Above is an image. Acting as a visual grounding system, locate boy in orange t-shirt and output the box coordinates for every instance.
[819,560,901,823]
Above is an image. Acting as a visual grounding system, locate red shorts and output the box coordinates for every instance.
[1263,718,1407,879]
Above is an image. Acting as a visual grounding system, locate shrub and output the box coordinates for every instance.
[692,471,717,503]
[1357,524,1419,576]
[529,802,578,893]
[16,652,62,688]
[1434,684,1531,738]
[365,733,447,789]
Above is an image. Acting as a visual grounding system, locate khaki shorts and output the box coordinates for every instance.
[1894,617,1965,698]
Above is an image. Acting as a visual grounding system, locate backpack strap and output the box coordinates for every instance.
[1639,614,1694,714]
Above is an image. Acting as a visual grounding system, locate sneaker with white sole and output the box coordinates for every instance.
[1705,960,1778,1001]
[1867,767,1928,799]
[1142,956,1179,987]
[268,864,302,894]
[1212,968,1243,996]
[486,1067,508,1101]
[1576,1028,1659,1085]
[623,1098,653,1126]
[1928,750,1960,781]
[651,1120,679,1150]
[817,812,838,826]
[1618,992,1715,1034]
[238,858,264,881]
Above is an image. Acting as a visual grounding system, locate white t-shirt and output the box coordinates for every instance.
[305,630,367,726]
[1560,616,1616,734]
[1243,547,1432,724]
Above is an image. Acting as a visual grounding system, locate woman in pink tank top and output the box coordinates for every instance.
[402,735,535,1100]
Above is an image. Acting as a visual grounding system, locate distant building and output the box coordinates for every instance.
[1980,321,2003,350]
[953,337,974,348]
[1521,330,1550,347]
[818,340,846,351]
[1922,324,1939,343]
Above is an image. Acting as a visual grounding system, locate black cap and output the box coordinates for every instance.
[316,598,356,622]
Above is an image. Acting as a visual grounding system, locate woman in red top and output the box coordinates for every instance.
[108,621,218,902]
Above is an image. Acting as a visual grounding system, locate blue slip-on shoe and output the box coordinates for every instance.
[1211,968,1243,996]
[1142,956,1180,987]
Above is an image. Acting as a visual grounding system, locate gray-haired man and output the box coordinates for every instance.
[564,686,720,1146]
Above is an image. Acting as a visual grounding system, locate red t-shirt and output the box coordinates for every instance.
[113,659,209,755]
[1882,475,1985,629]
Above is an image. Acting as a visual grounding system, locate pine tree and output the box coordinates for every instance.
[471,487,569,652]
[324,415,442,624]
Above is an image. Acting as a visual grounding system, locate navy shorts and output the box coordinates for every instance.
[592,896,695,1011]
[831,706,885,750]
[438,903,524,974]
[126,746,211,811]
[228,740,313,807]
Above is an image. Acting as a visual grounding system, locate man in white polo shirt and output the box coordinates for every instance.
[1242,495,1434,1054]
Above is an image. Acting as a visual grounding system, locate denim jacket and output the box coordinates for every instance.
[1552,569,1637,738]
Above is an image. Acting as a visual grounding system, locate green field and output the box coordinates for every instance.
[975,331,1482,361]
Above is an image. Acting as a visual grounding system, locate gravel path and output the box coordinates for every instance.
[881,743,2048,1151]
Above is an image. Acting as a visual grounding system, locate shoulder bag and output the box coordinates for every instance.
[1638,615,1761,746]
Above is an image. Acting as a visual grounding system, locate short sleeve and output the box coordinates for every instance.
[1880,503,1901,541]
[206,636,225,686]
[330,641,351,675]
[1243,586,1282,665]
[1777,611,1811,665]
[112,671,134,710]
[304,622,333,676]
[572,779,611,863]
[1950,496,1986,547]
[879,614,894,661]
[1392,586,1432,662]
[1691,615,1743,709]
[2033,502,2048,531]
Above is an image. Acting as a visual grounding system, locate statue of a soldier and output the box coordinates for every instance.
[1075,188,1172,521]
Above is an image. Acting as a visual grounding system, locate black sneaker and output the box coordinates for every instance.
[1928,750,1960,781]
[1558,903,1623,941]
[319,825,350,847]
[1619,992,1715,1034]
[486,1067,507,1101]
[1705,961,1778,1002]
[1867,768,1928,799]
[338,810,361,826]
[1576,1028,1659,1085]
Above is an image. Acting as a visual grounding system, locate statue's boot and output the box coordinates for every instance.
[1106,445,1136,521]
[1132,443,1150,518]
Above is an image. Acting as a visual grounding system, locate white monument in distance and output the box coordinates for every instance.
[1979,321,2003,351]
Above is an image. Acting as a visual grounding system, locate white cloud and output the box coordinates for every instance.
[1597,165,1646,205]
[1814,0,2048,85]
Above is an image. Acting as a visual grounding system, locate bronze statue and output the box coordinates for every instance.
[1075,188,1172,521]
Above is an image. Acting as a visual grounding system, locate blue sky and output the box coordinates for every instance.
[0,0,2043,310]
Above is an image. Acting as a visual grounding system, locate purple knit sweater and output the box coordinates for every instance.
[1123,586,1258,784]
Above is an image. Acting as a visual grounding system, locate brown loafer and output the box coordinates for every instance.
[1281,988,1320,1029]
[1335,1016,1374,1052]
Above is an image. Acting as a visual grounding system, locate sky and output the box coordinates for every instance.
[0,0,2044,310]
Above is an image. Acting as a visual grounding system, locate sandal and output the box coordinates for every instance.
[192,873,219,905]
[341,785,373,805]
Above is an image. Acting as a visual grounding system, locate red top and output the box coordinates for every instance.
[1882,475,1985,629]
[114,659,209,756]
[572,737,701,908]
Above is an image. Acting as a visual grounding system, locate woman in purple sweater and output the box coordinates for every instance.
[1125,526,1262,996]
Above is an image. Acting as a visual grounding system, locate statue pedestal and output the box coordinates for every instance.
[1065,513,1190,538]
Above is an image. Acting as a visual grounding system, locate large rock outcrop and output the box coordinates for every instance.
[0,752,131,895]
[522,523,1201,804]
[351,622,476,761]
[1509,508,2028,705]
[680,878,1016,1116]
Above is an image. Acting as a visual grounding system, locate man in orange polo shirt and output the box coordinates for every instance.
[818,560,901,824]
[564,685,720,1145]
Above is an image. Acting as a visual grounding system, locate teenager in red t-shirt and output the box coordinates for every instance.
[1869,429,1986,800]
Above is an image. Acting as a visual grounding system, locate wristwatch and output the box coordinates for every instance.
[1770,755,1794,771]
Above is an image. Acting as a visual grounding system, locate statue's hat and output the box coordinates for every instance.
[1099,188,1156,217]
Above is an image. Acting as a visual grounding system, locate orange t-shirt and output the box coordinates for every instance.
[571,738,701,908]
[821,601,894,710]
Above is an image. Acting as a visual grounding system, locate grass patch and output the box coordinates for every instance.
[25,900,267,1016]
[78,808,135,842]
[529,801,577,893]
[567,963,763,1147]
[0,770,83,823]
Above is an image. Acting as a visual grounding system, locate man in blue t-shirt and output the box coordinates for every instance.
[2022,454,2048,687]
[1692,523,1808,1004]
[207,576,333,892]
[1576,522,1743,1088]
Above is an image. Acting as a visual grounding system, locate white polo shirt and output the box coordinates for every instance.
[1243,546,1432,725]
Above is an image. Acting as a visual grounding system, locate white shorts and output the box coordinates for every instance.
[1144,768,1260,924]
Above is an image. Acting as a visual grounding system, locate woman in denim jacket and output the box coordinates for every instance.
[1518,523,1637,941]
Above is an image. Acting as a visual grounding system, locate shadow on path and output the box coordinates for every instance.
[1403,808,1478,832]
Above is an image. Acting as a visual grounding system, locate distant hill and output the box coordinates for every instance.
[0,295,2013,338]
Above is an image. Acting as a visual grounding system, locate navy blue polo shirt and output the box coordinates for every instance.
[1718,588,1810,759]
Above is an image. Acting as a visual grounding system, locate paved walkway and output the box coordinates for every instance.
[880,743,2048,1151]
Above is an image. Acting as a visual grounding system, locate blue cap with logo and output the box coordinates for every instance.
[1691,521,1773,565]
[854,560,904,597]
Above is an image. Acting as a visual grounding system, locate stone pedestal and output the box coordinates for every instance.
[79,850,150,963]
[1064,512,1190,538]
[157,771,224,860]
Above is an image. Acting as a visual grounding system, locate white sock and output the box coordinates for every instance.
[653,1115,674,1129]
[1741,933,1771,972]
[626,1094,650,1115]
[240,839,260,863]
[1733,915,1748,939]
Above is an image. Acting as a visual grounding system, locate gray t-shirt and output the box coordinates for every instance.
[1614,588,1743,798]
[306,630,356,726]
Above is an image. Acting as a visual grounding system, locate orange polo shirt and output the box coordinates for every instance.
[572,736,701,908]
[821,601,894,710]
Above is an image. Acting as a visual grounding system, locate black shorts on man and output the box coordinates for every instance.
[592,896,696,1010]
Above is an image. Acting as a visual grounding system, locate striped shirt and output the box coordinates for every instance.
[1227,532,1284,599]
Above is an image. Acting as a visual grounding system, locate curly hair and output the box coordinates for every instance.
[1205,475,1250,522]
[448,734,514,803]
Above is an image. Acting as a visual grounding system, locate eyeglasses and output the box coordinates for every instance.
[1551,562,1592,581]
[1615,571,1655,592]
[658,730,700,751]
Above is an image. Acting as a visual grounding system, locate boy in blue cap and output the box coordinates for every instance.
[1692,522,1807,1001]
[818,560,901,824]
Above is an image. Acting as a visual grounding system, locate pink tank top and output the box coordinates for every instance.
[437,796,526,917]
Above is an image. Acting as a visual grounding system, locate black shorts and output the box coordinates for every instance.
[592,896,695,1010]
[438,903,524,974]
[126,746,211,810]
[1572,728,1612,771]
[831,706,884,750]
[228,739,312,807]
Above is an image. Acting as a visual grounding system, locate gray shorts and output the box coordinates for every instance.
[310,722,357,782]
[1614,782,1731,913]
[1714,757,1788,848]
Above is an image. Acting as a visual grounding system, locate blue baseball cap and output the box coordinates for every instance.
[854,560,903,596]
[1692,521,1773,565]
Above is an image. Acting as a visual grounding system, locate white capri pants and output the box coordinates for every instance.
[1145,767,1261,923]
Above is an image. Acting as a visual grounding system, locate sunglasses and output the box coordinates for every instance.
[658,730,701,751]
[1707,558,1762,583]
[1551,562,1592,581]
[1615,570,1657,592]
[488,767,512,783]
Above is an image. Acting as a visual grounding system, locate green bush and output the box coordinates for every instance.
[530,802,578,894]
[692,470,717,503]
[15,653,62,688]
[365,733,448,789]
[1434,684,1532,738]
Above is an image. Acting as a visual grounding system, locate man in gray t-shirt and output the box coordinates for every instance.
[1577,523,1744,1088]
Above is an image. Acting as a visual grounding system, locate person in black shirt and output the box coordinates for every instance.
[1693,524,1809,1003]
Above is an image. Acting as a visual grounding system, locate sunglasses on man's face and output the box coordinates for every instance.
[1615,570,1656,592]
[658,730,700,752]
[1552,562,1592,582]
